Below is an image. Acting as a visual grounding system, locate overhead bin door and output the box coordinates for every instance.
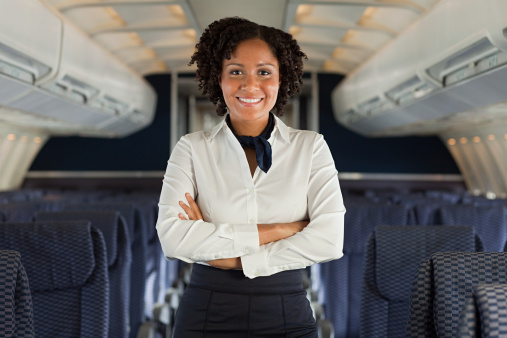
[0,0,61,103]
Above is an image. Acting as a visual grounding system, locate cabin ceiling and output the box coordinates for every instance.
[43,0,440,76]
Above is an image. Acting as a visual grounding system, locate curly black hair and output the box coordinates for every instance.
[189,17,307,116]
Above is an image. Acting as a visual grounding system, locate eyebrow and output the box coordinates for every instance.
[224,62,277,68]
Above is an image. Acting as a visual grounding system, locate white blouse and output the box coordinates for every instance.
[156,115,345,279]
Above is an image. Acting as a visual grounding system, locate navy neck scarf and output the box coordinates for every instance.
[226,113,275,173]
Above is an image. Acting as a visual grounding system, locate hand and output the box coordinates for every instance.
[207,257,242,270]
[258,221,309,245]
[178,193,203,221]
[279,221,309,238]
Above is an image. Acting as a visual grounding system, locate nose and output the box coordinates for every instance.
[241,74,259,92]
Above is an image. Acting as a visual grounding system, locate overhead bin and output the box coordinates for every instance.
[332,0,507,137]
[0,0,156,137]
[0,0,61,103]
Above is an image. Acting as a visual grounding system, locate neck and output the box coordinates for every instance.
[229,115,270,137]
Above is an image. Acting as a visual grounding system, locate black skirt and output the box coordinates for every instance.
[173,264,318,338]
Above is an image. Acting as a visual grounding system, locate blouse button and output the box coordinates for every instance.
[215,254,221,259]
[249,219,255,224]
[255,270,260,276]
[244,249,249,254]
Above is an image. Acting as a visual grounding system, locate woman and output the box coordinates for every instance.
[156,17,345,337]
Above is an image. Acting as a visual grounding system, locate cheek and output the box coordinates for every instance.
[220,81,233,98]
[266,82,280,98]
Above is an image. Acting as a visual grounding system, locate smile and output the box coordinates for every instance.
[238,97,262,103]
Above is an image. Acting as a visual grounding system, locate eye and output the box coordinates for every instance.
[259,70,271,75]
[230,69,242,75]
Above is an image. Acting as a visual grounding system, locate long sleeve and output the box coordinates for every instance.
[241,134,345,278]
[156,135,260,263]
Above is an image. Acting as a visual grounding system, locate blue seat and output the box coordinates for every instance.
[129,200,163,317]
[104,193,166,309]
[35,210,131,338]
[0,201,60,222]
[64,202,147,337]
[0,221,109,337]
[0,250,34,337]
[438,204,507,252]
[407,252,507,337]
[458,283,507,337]
[361,225,481,338]
[319,202,411,338]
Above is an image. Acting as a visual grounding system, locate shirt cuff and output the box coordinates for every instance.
[241,246,272,279]
[233,223,260,256]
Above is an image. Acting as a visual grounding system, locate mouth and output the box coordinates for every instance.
[237,97,263,104]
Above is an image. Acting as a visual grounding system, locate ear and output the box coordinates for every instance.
[218,74,222,87]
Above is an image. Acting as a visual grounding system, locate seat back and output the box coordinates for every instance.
[64,202,146,337]
[0,250,34,336]
[439,205,507,252]
[361,225,479,338]
[0,211,5,222]
[0,221,109,337]
[35,210,131,338]
[319,202,411,337]
[0,201,61,222]
[458,283,507,338]
[407,252,507,337]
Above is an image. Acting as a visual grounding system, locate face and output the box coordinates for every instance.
[220,38,280,125]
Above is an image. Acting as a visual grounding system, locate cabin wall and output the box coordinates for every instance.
[29,73,460,177]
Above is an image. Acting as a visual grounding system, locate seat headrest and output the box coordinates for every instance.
[0,221,95,292]
[35,211,120,267]
[343,204,410,253]
[375,225,475,301]
[64,202,138,241]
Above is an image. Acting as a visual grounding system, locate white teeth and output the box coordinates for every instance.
[238,98,262,103]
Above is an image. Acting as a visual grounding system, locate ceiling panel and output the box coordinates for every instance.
[42,0,441,75]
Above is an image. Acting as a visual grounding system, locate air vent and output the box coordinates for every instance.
[427,38,504,84]
[102,96,129,115]
[357,97,394,116]
[344,109,360,124]
[444,50,507,86]
[0,42,51,84]
[386,75,438,105]
[128,110,146,124]
[60,75,99,101]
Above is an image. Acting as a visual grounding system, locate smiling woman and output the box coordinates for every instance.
[220,38,280,136]
[156,16,345,338]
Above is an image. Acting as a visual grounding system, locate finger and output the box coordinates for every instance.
[179,200,195,219]
[185,193,203,220]
[178,213,188,220]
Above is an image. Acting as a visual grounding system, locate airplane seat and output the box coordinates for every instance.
[319,202,411,338]
[128,200,163,315]
[35,210,132,338]
[0,201,61,222]
[457,283,507,337]
[0,221,109,337]
[402,199,454,226]
[438,205,507,252]
[395,196,436,225]
[424,190,463,204]
[407,252,507,338]
[102,195,164,314]
[460,195,507,207]
[360,225,481,338]
[0,250,34,337]
[0,190,44,203]
[0,211,5,222]
[63,202,148,338]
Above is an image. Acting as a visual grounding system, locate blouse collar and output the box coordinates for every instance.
[205,114,292,144]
